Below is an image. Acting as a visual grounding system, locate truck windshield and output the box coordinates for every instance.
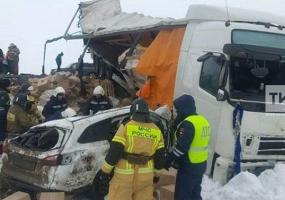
[229,30,285,112]
[232,30,285,50]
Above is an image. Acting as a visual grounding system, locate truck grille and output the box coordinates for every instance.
[257,137,285,155]
[9,153,37,171]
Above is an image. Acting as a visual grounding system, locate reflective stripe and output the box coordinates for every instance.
[157,142,165,150]
[173,151,181,157]
[174,148,184,155]
[102,161,114,173]
[112,136,126,146]
[114,167,154,175]
[190,146,208,152]
[91,101,108,105]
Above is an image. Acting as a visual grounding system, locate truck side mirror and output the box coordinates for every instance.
[197,52,213,62]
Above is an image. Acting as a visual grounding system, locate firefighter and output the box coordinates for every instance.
[0,78,10,154]
[7,94,39,134]
[13,83,33,104]
[85,85,112,115]
[165,94,211,200]
[95,98,165,200]
[42,86,68,121]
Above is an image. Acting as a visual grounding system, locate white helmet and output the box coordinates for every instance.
[93,85,105,96]
[54,86,65,96]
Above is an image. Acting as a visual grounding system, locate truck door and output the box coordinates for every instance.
[195,55,226,172]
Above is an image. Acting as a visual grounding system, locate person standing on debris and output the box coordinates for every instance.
[85,85,112,115]
[7,94,39,134]
[0,48,8,74]
[42,86,68,121]
[164,94,211,200]
[0,78,10,153]
[55,52,64,72]
[95,99,165,200]
[6,43,20,75]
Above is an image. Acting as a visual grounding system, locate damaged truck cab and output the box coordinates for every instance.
[175,5,285,184]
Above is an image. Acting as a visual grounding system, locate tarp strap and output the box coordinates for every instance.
[233,103,244,175]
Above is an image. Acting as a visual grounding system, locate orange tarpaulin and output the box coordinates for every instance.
[136,27,186,109]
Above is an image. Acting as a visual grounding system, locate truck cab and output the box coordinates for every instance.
[175,5,285,184]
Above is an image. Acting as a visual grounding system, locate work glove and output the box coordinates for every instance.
[94,170,111,196]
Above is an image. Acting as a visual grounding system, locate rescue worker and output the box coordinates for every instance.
[85,85,112,115]
[42,86,68,121]
[165,94,211,200]
[95,99,165,200]
[13,83,33,104]
[7,94,39,134]
[55,52,64,71]
[0,78,10,154]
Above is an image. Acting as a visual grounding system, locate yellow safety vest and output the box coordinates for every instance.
[175,115,211,164]
[186,115,211,163]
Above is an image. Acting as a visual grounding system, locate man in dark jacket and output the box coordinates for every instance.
[55,52,64,72]
[165,94,211,200]
[85,85,112,115]
[42,87,68,121]
[0,78,10,154]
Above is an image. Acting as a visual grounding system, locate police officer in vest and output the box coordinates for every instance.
[165,94,211,200]
[95,98,165,200]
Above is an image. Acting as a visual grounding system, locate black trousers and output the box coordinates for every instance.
[175,162,207,200]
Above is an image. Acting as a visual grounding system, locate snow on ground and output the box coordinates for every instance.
[202,163,285,200]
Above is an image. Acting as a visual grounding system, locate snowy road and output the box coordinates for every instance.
[202,164,285,200]
[1,157,285,200]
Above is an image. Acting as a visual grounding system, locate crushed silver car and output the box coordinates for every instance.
[1,106,170,192]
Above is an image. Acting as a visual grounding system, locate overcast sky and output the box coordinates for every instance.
[0,0,284,74]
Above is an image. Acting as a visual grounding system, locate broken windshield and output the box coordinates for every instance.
[229,55,285,112]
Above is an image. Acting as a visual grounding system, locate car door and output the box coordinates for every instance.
[55,113,130,191]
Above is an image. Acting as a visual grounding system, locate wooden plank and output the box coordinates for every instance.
[3,192,30,200]
[38,192,65,200]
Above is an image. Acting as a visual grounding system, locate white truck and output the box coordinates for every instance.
[61,1,285,184]
[174,5,285,184]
